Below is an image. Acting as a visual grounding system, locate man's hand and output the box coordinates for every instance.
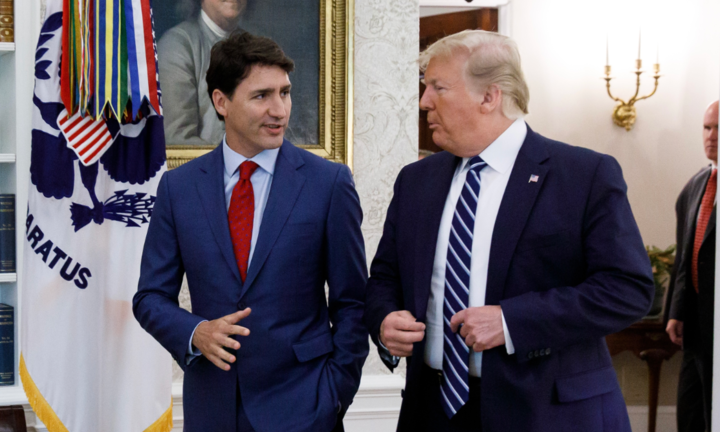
[451,306,505,352]
[380,310,426,357]
[192,308,252,371]
[666,319,683,346]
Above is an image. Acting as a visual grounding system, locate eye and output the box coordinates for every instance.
[254,94,265,100]
[281,90,291,97]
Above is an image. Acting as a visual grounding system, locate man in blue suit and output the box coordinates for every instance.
[134,31,368,432]
[364,30,654,432]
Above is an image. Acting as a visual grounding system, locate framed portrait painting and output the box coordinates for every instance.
[152,0,353,168]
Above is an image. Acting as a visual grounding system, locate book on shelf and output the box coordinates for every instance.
[0,304,13,386]
[0,195,14,273]
[0,0,12,43]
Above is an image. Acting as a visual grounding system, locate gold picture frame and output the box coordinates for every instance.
[166,0,354,171]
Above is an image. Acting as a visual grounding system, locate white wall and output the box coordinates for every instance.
[509,0,720,249]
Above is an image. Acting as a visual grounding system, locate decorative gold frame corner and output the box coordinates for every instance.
[166,0,354,170]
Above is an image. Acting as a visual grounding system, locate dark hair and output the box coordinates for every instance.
[206,31,295,121]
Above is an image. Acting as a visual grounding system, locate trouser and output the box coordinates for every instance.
[677,350,713,432]
[397,363,482,432]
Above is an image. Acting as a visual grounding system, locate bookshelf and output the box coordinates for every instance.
[0,0,40,405]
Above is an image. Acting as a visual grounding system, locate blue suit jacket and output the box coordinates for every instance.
[364,127,654,432]
[134,141,369,432]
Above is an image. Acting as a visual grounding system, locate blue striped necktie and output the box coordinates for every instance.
[441,155,487,418]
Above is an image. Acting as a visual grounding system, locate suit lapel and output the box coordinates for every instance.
[241,141,306,298]
[485,128,549,305]
[703,207,716,244]
[414,152,460,321]
[196,145,243,285]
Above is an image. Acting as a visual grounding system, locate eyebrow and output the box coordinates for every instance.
[251,84,292,96]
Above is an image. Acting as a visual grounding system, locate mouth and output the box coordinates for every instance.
[263,124,285,135]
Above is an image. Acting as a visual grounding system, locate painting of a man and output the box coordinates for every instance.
[156,0,319,148]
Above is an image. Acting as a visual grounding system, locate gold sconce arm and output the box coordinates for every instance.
[634,72,661,103]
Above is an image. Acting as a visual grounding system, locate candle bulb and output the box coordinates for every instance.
[637,29,642,60]
[606,35,609,66]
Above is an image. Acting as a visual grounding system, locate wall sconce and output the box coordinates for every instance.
[604,33,661,131]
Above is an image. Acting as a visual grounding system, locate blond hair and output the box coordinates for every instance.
[419,30,529,120]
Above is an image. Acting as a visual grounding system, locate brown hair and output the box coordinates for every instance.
[206,30,295,120]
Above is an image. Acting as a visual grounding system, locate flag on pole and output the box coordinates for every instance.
[21,0,171,430]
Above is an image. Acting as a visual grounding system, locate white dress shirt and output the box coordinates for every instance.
[186,137,280,361]
[424,119,527,377]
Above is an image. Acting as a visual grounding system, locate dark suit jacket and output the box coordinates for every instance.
[364,127,654,432]
[133,141,369,432]
[665,165,716,355]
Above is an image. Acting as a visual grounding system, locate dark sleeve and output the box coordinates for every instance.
[501,155,655,362]
[667,185,690,322]
[133,172,205,369]
[364,169,406,370]
[324,165,370,408]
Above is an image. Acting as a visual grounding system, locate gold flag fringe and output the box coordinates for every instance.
[21,353,173,432]
[144,401,173,432]
[19,354,69,432]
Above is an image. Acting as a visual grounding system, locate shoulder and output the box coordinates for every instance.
[163,149,213,185]
[679,165,712,200]
[526,130,624,186]
[398,151,457,181]
[158,19,202,52]
[285,142,347,180]
[534,132,610,168]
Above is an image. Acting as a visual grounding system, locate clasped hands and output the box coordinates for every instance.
[380,306,506,357]
[192,308,252,371]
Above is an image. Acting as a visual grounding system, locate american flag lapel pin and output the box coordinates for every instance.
[529,174,539,183]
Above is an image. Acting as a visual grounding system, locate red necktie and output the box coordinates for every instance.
[228,161,259,283]
[692,168,717,292]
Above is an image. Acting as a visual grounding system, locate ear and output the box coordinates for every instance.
[478,84,503,115]
[212,89,229,119]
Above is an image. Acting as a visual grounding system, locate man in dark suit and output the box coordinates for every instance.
[364,30,654,432]
[665,100,719,432]
[133,32,368,432]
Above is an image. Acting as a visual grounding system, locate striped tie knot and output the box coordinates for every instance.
[467,156,487,174]
[239,161,259,180]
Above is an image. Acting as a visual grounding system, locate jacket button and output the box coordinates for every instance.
[528,352,534,359]
[545,348,552,355]
[238,302,246,310]
[534,350,540,357]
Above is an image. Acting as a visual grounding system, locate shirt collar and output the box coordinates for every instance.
[201,10,229,39]
[458,119,528,175]
[222,136,280,178]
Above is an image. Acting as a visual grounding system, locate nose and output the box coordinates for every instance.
[712,126,719,141]
[419,86,434,111]
[268,94,287,119]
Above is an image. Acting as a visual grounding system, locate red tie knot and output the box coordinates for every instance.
[239,161,260,181]
[711,168,718,182]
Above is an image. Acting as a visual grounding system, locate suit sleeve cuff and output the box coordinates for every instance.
[378,336,401,368]
[186,320,207,365]
[501,310,515,355]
